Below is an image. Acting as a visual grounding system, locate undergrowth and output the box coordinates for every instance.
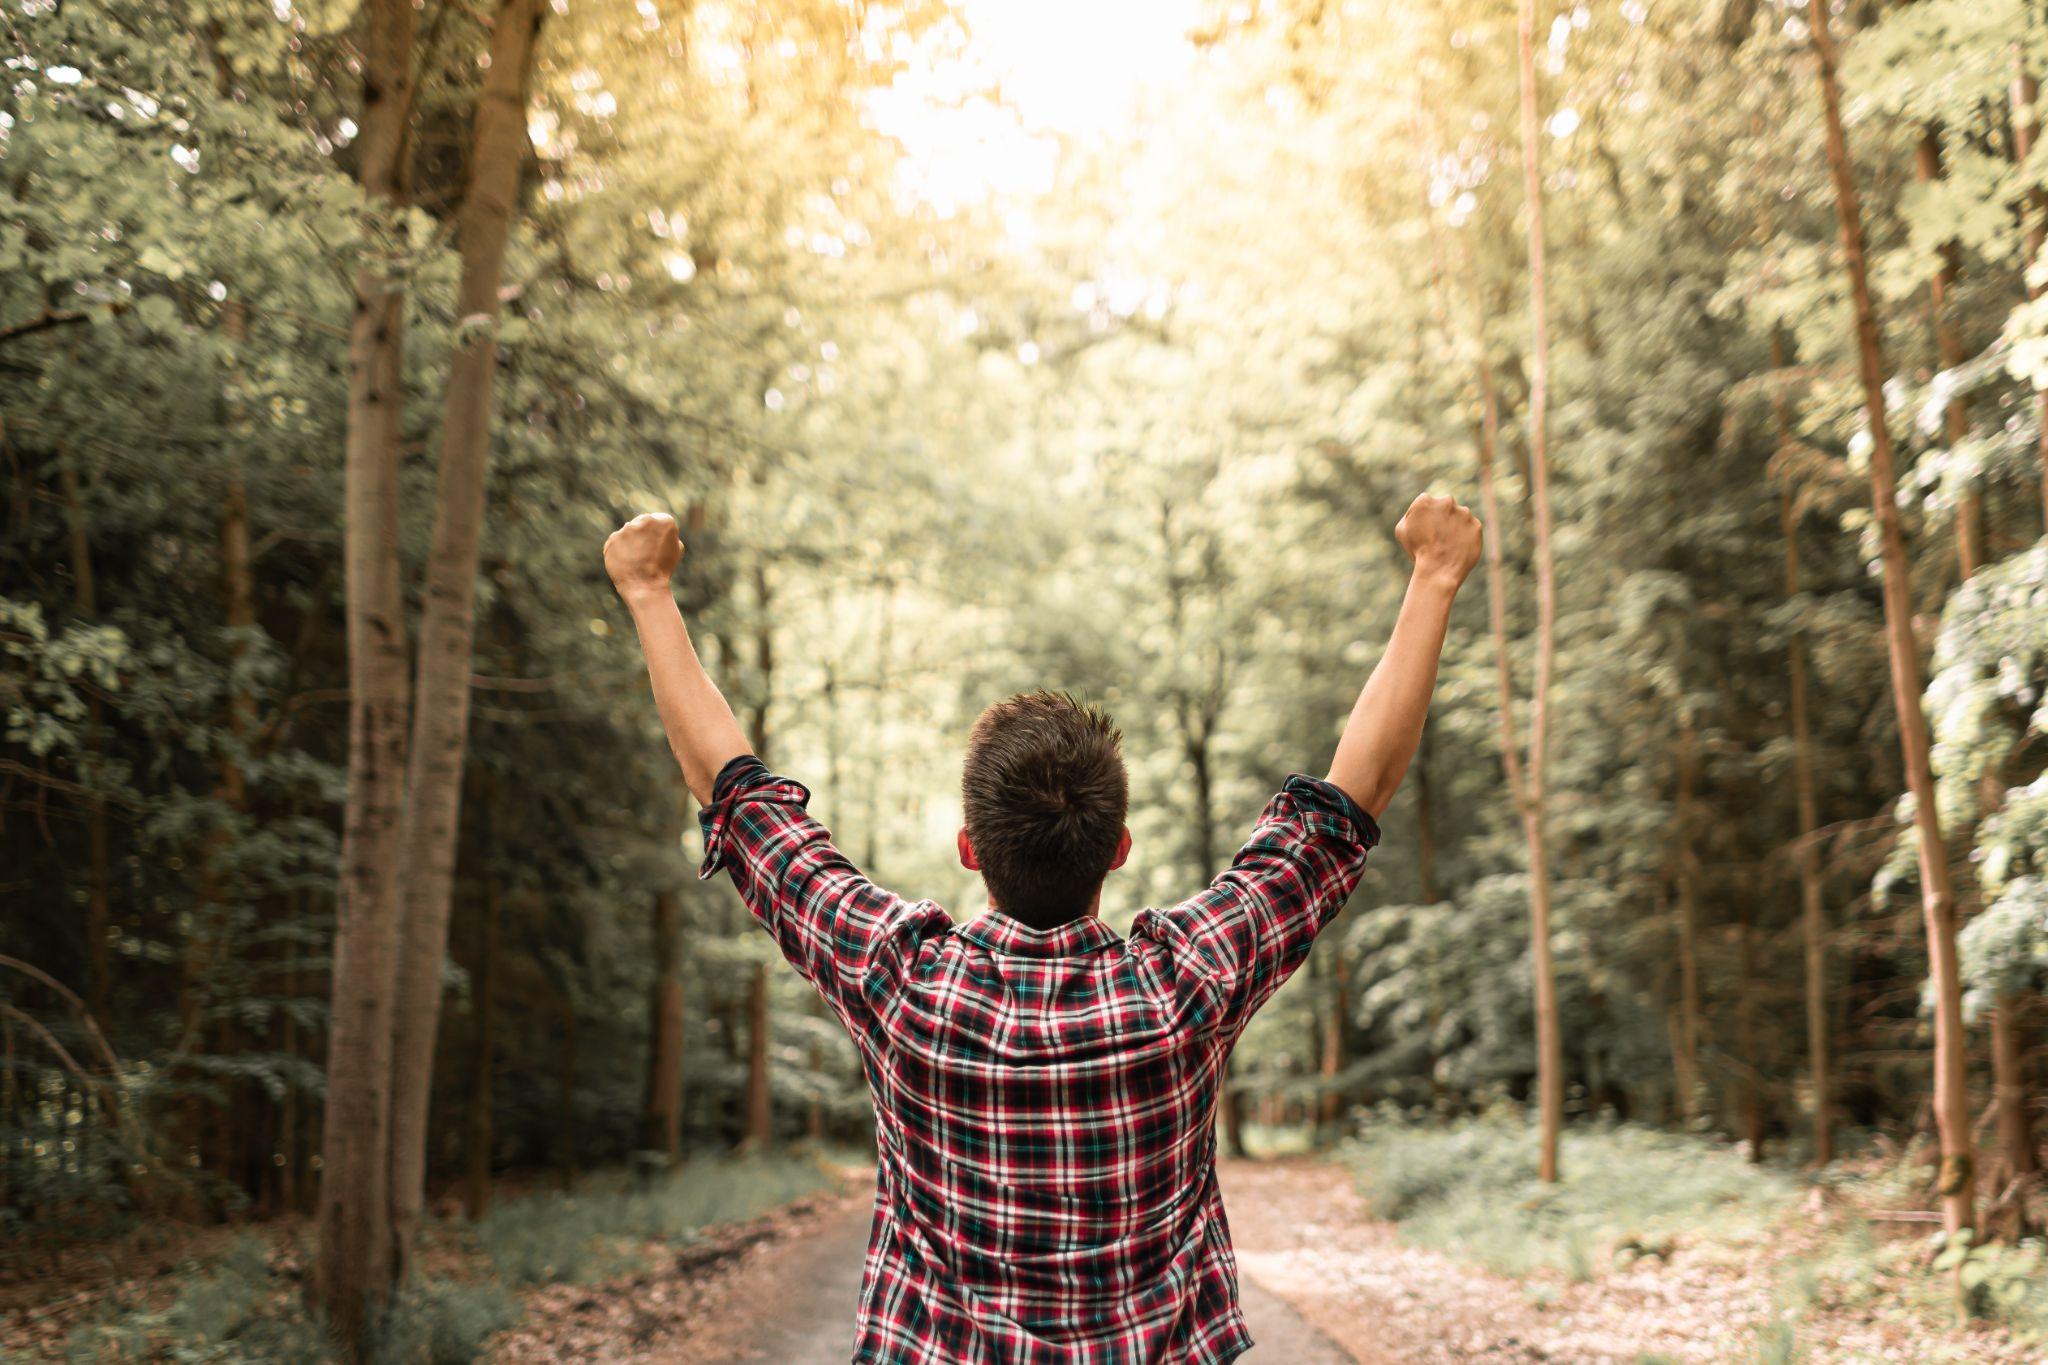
[45,1151,841,1363]
[1342,1112,2048,1358]
[1339,1107,1798,1280]
[474,1150,839,1284]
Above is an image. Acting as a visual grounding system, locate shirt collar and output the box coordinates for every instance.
[958,909,1121,959]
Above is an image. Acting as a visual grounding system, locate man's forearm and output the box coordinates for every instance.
[622,587,751,805]
[1326,568,1459,818]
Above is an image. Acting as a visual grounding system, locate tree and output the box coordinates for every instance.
[1806,0,1976,1240]
[387,0,548,1277]
[1772,341,1836,1166]
[318,0,417,1341]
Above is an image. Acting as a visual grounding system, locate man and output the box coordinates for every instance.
[604,492,1482,1364]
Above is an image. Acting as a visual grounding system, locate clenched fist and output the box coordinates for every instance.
[604,511,684,604]
[1395,492,1483,587]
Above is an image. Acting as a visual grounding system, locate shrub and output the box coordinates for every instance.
[370,1280,521,1365]
[60,1237,332,1364]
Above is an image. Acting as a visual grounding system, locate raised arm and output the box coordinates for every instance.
[605,512,751,804]
[1326,492,1482,817]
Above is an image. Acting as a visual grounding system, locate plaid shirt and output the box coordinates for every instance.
[699,755,1378,1364]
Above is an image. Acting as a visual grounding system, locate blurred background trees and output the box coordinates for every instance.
[4,0,2047,1343]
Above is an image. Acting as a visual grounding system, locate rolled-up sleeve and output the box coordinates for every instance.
[1135,774,1379,1037]
[698,755,943,1030]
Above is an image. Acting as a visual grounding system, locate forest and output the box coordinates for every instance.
[3,0,2048,1360]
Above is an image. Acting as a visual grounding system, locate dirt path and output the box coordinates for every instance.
[682,1177,1353,1363]
[1214,1158,2029,1364]
[493,1168,1352,1362]
[1218,1156,1883,1362]
[501,1158,1755,1362]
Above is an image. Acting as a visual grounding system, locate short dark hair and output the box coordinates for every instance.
[961,691,1128,930]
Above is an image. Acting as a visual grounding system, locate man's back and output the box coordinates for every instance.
[700,756,1377,1363]
[605,491,1479,1361]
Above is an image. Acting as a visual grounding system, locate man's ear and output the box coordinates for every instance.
[957,828,979,871]
[1108,826,1132,871]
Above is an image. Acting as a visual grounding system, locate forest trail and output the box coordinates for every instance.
[495,1161,1356,1361]
[499,1155,1825,1364]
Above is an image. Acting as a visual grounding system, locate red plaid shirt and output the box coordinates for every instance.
[699,755,1378,1364]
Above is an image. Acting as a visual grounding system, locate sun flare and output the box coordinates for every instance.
[868,0,1202,213]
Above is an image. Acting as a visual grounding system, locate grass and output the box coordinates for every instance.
[1341,1113,2048,1359]
[474,1150,842,1285]
[45,1151,844,1363]
[58,1236,334,1364]
[1338,1108,1800,1280]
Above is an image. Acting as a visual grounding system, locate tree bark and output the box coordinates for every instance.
[317,0,415,1344]
[387,0,544,1276]
[1809,0,1975,1238]
[1990,1004,2038,1189]
[742,964,772,1149]
[280,915,301,1215]
[640,885,686,1159]
[1776,442,1834,1164]
[1672,722,1704,1124]
[1516,0,1565,1183]
[1320,950,1346,1128]
[1219,1058,1249,1159]
[464,874,500,1220]
[1738,901,1767,1162]
[558,985,578,1190]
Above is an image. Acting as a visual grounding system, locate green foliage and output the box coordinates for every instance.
[6,0,2048,1309]
[475,1153,838,1286]
[52,1238,523,1365]
[59,1237,330,1364]
[1341,1111,1798,1279]
[369,1280,521,1365]
[1935,1230,2048,1337]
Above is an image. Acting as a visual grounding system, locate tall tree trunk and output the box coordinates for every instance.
[1991,1005,2038,1190]
[1320,950,1346,1128]
[742,964,772,1149]
[318,0,414,1343]
[1672,722,1704,1123]
[1776,449,1834,1165]
[1219,1059,1249,1160]
[1516,0,1565,1183]
[1738,902,1767,1162]
[387,0,544,1276]
[558,985,578,1190]
[640,882,686,1159]
[1809,0,1976,1239]
[280,913,301,1215]
[464,873,500,1220]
